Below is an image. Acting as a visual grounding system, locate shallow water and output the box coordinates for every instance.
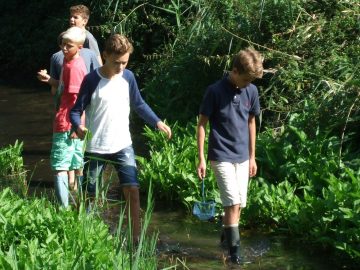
[0,85,341,269]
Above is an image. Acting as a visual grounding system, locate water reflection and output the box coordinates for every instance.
[147,210,337,270]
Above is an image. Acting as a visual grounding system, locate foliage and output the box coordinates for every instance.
[1,0,360,267]
[296,167,360,261]
[0,0,71,84]
[137,121,220,210]
[243,164,360,265]
[257,113,341,187]
[256,106,360,190]
[0,187,163,269]
[259,0,360,134]
[0,141,27,196]
[140,0,253,123]
[0,140,24,177]
[243,123,360,266]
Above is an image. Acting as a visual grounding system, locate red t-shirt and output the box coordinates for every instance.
[53,56,86,132]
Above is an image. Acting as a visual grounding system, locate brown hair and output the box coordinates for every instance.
[104,34,134,55]
[232,47,263,78]
[70,5,90,20]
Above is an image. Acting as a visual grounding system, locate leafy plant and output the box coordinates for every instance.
[0,187,166,269]
[0,140,27,196]
[245,123,360,266]
[137,121,220,210]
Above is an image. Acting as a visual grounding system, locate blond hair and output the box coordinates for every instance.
[232,48,263,78]
[104,34,134,55]
[70,4,90,20]
[62,27,86,45]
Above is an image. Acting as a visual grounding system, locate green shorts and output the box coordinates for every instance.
[50,131,84,171]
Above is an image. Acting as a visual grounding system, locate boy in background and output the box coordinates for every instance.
[38,3,101,190]
[48,4,102,89]
[70,34,172,242]
[38,27,89,207]
[38,31,100,191]
[197,48,263,265]
[69,4,102,65]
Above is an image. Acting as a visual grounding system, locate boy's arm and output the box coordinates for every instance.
[197,114,208,179]
[156,121,172,139]
[70,91,87,140]
[96,55,103,66]
[131,93,160,127]
[127,72,161,127]
[92,53,101,70]
[85,32,103,65]
[248,114,257,177]
[131,90,171,139]
[70,71,101,139]
[126,71,171,138]
[47,51,63,95]
[70,78,91,139]
[37,69,59,95]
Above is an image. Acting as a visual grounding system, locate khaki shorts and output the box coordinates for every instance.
[50,131,84,171]
[210,160,249,208]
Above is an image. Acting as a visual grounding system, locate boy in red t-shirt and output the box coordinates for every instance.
[38,26,87,207]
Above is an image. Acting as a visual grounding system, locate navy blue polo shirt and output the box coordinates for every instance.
[199,75,260,163]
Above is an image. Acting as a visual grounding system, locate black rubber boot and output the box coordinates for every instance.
[224,226,241,265]
[229,245,241,265]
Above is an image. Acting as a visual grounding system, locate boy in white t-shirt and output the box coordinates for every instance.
[70,34,171,242]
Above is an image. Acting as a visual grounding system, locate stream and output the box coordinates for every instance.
[0,85,338,269]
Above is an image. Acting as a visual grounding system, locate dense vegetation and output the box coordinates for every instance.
[0,0,359,268]
[0,188,160,269]
[0,144,168,269]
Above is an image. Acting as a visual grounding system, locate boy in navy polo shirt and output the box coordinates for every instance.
[197,47,263,265]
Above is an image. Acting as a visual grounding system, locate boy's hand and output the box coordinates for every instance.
[76,125,88,140]
[197,159,206,180]
[157,121,172,139]
[37,69,51,83]
[69,131,79,139]
[249,158,257,177]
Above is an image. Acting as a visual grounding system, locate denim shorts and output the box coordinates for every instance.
[83,145,138,194]
[210,160,249,208]
[50,131,84,171]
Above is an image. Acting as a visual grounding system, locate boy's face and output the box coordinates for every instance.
[69,12,87,28]
[103,52,130,74]
[60,39,82,60]
[232,69,256,88]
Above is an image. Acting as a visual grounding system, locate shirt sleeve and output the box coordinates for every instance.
[249,85,260,116]
[91,53,100,70]
[127,71,161,127]
[49,52,62,81]
[199,86,215,117]
[70,74,93,129]
[85,31,101,58]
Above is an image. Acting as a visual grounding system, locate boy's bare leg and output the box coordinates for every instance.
[54,171,69,207]
[122,186,140,243]
[223,205,241,225]
[74,168,83,191]
[68,170,77,191]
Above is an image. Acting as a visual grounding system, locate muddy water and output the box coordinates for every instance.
[0,85,53,186]
[0,85,338,269]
